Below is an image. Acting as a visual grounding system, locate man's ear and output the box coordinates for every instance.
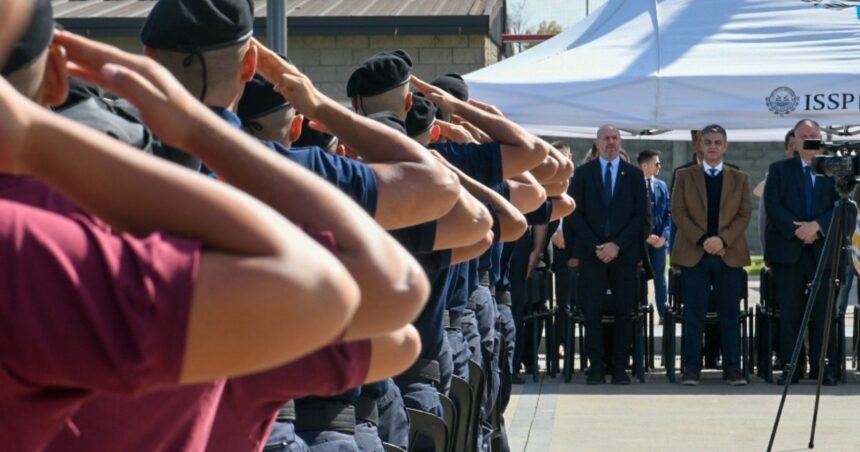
[429,123,441,144]
[404,91,413,115]
[241,44,257,82]
[144,47,157,60]
[288,113,304,143]
[40,43,69,107]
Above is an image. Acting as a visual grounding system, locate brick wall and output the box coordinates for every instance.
[548,137,785,255]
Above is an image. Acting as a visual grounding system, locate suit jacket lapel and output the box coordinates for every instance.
[614,163,625,205]
[692,166,707,213]
[719,166,732,211]
[791,157,806,202]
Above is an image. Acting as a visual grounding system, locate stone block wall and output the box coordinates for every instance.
[97,33,501,102]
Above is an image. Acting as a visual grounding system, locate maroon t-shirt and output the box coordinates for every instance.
[207,340,372,452]
[0,176,200,451]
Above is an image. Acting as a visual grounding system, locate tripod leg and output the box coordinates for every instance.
[810,200,856,448]
[767,198,846,452]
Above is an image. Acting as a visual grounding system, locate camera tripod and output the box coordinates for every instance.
[767,177,857,451]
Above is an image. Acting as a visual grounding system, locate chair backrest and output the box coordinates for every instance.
[383,443,407,452]
[407,408,449,452]
[466,360,485,451]
[438,394,456,451]
[449,376,473,452]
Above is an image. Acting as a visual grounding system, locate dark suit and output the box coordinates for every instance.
[764,156,838,375]
[647,177,671,316]
[570,157,647,376]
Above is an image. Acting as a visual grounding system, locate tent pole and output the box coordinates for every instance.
[266,0,288,55]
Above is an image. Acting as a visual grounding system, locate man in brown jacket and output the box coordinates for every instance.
[671,124,751,386]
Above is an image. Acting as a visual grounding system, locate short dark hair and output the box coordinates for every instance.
[637,149,661,165]
[551,140,570,152]
[793,119,820,134]
[690,130,701,141]
[701,124,727,140]
[784,129,795,150]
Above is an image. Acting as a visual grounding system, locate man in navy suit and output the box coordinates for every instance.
[764,119,840,386]
[639,150,671,320]
[570,124,648,384]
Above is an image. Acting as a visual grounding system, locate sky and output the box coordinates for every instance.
[508,0,610,31]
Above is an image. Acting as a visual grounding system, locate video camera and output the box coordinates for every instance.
[805,140,860,178]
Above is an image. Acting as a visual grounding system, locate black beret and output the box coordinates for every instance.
[405,94,437,137]
[2,0,54,76]
[346,50,413,98]
[431,72,469,102]
[293,117,337,151]
[368,111,407,136]
[140,0,254,51]
[237,73,291,121]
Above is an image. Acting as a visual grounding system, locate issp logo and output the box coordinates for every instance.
[765,87,799,117]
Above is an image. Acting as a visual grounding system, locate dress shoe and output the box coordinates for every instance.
[822,371,839,386]
[586,371,605,385]
[724,369,747,386]
[611,371,631,385]
[680,370,700,386]
[511,374,526,385]
[777,369,800,385]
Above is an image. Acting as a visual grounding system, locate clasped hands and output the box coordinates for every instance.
[702,236,726,256]
[595,242,620,264]
[793,221,821,244]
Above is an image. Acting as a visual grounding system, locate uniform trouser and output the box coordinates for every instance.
[446,327,471,381]
[393,377,441,452]
[774,248,839,375]
[266,421,310,452]
[354,423,384,452]
[496,302,516,415]
[375,380,409,450]
[439,333,454,395]
[298,431,357,452]
[509,236,532,373]
[681,254,742,373]
[461,309,482,365]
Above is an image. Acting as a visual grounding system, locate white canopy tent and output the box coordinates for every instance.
[466,0,860,141]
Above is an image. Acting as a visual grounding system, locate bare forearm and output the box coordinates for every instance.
[314,98,430,165]
[24,110,291,255]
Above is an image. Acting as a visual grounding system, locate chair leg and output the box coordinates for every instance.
[532,313,540,383]
[666,311,676,383]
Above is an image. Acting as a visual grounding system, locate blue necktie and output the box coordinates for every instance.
[804,166,813,217]
[603,163,613,206]
[708,168,717,177]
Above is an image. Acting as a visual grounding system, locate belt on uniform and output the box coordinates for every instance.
[496,290,512,306]
[294,400,356,434]
[398,358,441,384]
[354,395,380,426]
[478,270,491,287]
[443,310,463,330]
[276,400,296,422]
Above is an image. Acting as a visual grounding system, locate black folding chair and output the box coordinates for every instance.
[523,265,556,381]
[466,360,485,452]
[438,394,456,452]
[407,408,449,452]
[665,268,752,382]
[449,376,473,452]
